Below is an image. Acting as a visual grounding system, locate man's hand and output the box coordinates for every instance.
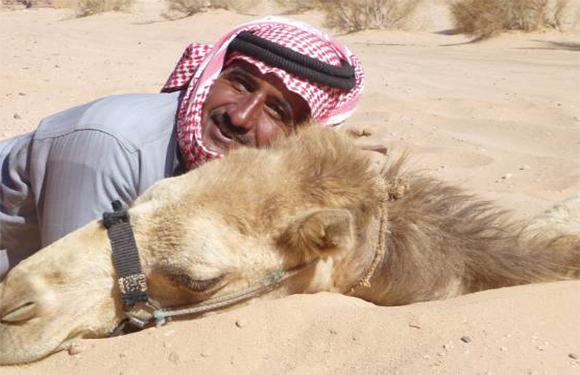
[345,126,389,177]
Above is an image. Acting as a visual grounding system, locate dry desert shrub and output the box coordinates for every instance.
[316,0,424,32]
[212,0,263,14]
[274,0,318,13]
[164,0,207,16]
[76,0,135,16]
[272,0,425,31]
[451,0,572,39]
[163,0,261,17]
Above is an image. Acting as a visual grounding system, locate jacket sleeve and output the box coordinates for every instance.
[33,129,140,247]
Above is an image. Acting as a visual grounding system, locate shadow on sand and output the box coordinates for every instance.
[516,40,580,51]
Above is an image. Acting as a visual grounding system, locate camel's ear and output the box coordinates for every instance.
[278,209,355,257]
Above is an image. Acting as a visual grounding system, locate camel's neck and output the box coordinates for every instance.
[346,204,389,296]
[345,197,465,306]
[327,210,384,298]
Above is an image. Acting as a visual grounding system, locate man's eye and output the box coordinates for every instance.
[267,103,289,123]
[229,76,250,92]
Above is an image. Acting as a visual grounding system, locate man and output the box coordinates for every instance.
[0,17,365,279]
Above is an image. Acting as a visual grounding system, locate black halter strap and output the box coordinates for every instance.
[102,200,149,307]
[228,31,357,90]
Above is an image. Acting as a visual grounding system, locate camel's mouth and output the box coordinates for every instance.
[0,311,60,364]
[0,254,122,364]
[0,315,87,365]
[0,293,120,365]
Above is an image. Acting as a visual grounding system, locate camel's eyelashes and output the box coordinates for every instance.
[168,273,224,293]
[153,265,225,293]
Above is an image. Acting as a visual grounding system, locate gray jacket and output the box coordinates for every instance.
[0,91,184,279]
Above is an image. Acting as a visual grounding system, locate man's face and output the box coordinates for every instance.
[200,60,310,155]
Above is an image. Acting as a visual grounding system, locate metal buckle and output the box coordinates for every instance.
[124,298,161,329]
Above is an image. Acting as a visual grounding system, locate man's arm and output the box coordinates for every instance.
[33,130,140,247]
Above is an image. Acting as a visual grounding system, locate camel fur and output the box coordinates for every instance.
[0,125,578,364]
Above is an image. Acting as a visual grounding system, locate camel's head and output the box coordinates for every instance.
[0,127,385,364]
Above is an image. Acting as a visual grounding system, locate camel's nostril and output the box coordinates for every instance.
[1,301,38,323]
[1,273,56,326]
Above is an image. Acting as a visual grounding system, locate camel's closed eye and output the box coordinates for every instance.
[167,273,224,293]
[154,265,225,293]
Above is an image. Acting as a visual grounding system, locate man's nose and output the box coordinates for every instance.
[228,93,263,130]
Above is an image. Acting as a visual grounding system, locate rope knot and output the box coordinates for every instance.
[385,177,409,201]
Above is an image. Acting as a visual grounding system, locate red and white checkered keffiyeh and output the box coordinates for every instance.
[162,17,365,170]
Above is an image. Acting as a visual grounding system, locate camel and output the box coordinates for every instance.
[0,126,578,365]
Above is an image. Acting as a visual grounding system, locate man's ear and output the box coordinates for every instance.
[277,208,355,257]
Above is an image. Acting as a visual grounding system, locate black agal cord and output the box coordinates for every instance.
[229,31,357,90]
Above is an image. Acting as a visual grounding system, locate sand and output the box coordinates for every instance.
[0,1,579,374]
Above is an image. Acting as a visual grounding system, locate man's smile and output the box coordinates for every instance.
[207,112,250,153]
[212,113,234,142]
